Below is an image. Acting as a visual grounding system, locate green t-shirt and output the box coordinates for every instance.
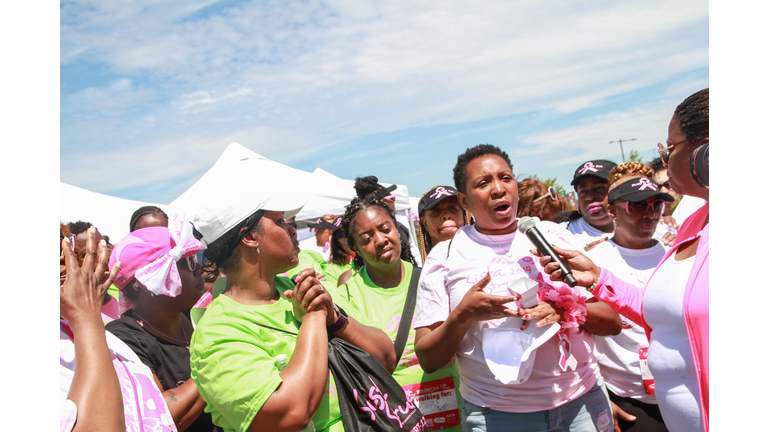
[189,277,342,432]
[323,261,356,287]
[329,261,462,432]
[283,249,328,279]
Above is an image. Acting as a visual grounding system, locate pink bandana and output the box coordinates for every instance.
[110,213,205,312]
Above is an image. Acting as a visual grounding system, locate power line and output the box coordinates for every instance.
[609,138,637,162]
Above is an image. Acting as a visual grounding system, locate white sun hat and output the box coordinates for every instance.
[192,157,310,245]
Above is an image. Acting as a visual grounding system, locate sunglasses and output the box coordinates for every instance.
[613,199,666,217]
[533,186,558,203]
[179,253,200,272]
[657,139,687,167]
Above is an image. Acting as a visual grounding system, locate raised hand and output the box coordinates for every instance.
[283,268,333,324]
[531,245,601,288]
[60,226,119,324]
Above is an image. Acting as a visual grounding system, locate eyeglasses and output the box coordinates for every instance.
[179,253,199,272]
[533,186,557,203]
[613,199,666,217]
[657,139,687,167]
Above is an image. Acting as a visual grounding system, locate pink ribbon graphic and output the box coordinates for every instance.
[578,162,603,175]
[430,186,454,199]
[631,178,658,191]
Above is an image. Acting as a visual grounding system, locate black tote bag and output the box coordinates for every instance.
[327,337,427,432]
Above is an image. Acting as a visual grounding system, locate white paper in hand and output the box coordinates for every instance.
[482,311,561,384]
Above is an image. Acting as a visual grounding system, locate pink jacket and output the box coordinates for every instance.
[592,202,709,432]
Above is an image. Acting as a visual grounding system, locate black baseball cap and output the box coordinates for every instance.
[307,217,341,232]
[375,184,398,199]
[571,159,617,186]
[418,185,459,215]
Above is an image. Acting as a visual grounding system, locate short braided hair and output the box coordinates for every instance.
[674,88,709,142]
[129,206,169,232]
[607,162,654,193]
[341,195,418,268]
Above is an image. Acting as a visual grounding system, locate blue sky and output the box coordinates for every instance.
[60,0,709,204]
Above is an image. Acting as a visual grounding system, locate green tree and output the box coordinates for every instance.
[529,175,567,197]
[628,149,643,162]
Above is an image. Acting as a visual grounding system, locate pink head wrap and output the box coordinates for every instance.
[109,213,205,312]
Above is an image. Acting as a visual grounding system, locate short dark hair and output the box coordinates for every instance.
[67,220,92,236]
[648,157,665,173]
[674,88,709,142]
[453,144,513,194]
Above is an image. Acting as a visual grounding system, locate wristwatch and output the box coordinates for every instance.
[327,304,348,333]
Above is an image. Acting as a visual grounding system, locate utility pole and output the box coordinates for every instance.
[609,138,636,162]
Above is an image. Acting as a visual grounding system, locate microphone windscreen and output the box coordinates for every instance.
[518,216,537,234]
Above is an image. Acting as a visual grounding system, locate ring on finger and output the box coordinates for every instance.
[318,287,325,293]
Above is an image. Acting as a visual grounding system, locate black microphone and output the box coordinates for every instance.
[518,217,577,287]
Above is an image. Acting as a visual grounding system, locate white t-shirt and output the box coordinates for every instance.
[643,255,703,432]
[564,217,612,249]
[586,239,668,403]
[413,222,600,413]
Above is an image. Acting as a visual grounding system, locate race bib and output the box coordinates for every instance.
[402,377,460,430]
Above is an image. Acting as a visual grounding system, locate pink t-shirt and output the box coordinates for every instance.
[60,320,177,432]
[414,222,600,413]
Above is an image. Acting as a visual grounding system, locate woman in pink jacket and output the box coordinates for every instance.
[537,88,709,432]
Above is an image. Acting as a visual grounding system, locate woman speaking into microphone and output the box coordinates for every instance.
[536,89,709,432]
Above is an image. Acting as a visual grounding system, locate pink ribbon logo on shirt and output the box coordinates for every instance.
[430,187,454,199]
[578,162,603,175]
[631,178,658,191]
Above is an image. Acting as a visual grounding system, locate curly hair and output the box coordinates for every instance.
[129,205,169,232]
[353,176,384,198]
[67,220,92,236]
[416,185,472,263]
[674,88,709,142]
[341,195,418,268]
[607,162,654,192]
[516,178,569,222]
[453,144,513,194]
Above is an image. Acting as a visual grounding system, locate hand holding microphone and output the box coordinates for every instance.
[518,217,578,287]
[519,217,602,287]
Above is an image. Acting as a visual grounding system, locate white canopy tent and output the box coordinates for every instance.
[60,142,421,262]
[59,182,168,243]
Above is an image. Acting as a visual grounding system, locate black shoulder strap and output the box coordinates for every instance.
[393,266,422,365]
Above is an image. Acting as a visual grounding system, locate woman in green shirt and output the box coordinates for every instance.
[188,162,395,432]
[332,195,462,432]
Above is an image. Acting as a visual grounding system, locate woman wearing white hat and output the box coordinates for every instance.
[188,158,395,432]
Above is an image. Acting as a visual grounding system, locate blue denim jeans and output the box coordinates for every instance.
[460,379,613,432]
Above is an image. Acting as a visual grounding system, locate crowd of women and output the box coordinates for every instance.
[59,88,709,432]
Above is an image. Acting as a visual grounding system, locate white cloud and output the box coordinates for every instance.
[60,0,708,201]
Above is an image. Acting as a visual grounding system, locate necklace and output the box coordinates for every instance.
[132,310,189,345]
[485,233,512,256]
